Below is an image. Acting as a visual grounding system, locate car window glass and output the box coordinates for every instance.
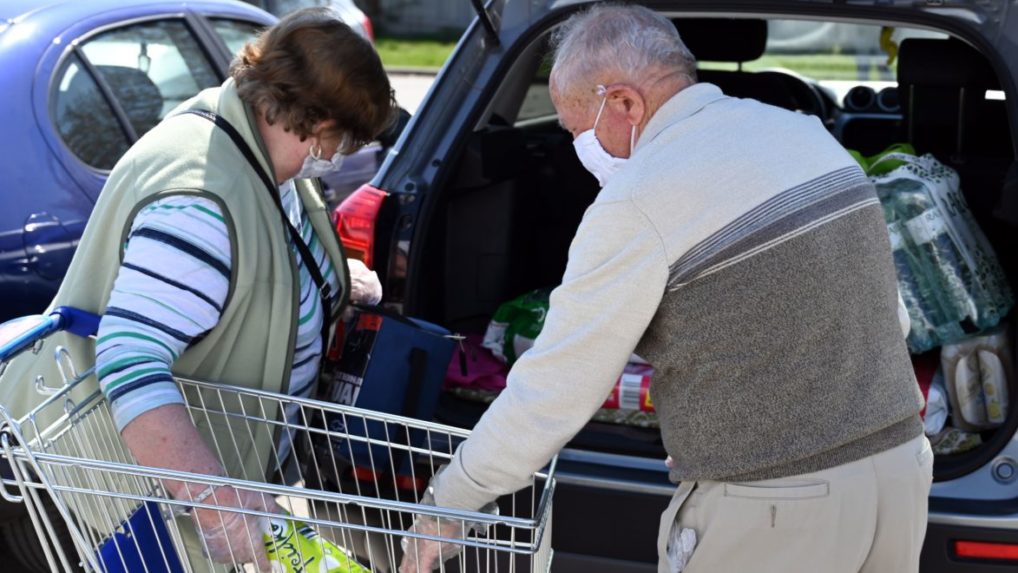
[514,52,555,125]
[52,54,131,170]
[697,21,948,89]
[79,19,219,136]
[210,18,266,58]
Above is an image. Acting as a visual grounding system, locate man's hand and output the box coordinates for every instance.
[398,516,467,572]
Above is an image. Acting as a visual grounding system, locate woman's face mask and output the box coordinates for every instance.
[572,85,636,187]
[296,140,345,179]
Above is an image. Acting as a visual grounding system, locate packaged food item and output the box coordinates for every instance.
[264,515,370,573]
[862,145,1013,352]
[940,326,1012,431]
[929,427,983,456]
[602,362,655,413]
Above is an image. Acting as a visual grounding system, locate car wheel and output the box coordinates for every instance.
[0,495,80,573]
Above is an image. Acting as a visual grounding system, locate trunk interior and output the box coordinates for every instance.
[408,20,1018,483]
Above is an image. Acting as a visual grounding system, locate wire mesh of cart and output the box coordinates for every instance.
[0,307,555,573]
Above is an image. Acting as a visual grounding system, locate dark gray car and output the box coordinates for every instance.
[335,1,1018,571]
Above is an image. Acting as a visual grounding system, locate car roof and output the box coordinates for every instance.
[0,0,268,25]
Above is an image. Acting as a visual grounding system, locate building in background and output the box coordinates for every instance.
[358,0,472,36]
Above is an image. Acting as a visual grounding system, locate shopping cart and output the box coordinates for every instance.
[0,307,555,573]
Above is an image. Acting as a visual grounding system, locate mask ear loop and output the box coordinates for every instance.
[591,83,611,129]
[595,84,639,157]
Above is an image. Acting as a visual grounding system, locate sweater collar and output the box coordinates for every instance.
[635,83,727,153]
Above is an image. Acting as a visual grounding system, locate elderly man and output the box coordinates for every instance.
[401,4,931,573]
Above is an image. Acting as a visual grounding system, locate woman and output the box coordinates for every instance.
[5,7,395,570]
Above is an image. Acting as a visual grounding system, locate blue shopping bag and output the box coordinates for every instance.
[96,501,184,573]
[318,306,455,489]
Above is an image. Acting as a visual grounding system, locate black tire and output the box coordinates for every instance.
[0,494,81,573]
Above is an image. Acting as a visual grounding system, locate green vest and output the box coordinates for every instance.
[0,79,349,486]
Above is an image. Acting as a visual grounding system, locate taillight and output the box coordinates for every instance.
[334,184,387,269]
[362,16,374,42]
[955,540,1018,561]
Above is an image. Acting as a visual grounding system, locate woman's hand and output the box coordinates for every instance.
[348,259,382,305]
[191,485,280,570]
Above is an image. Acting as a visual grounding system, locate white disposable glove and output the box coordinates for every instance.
[348,258,382,305]
[189,485,279,570]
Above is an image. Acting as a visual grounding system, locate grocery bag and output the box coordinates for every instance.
[864,146,1013,352]
[317,306,455,487]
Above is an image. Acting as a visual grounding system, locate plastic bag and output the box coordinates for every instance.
[940,326,1012,430]
[862,145,1013,352]
[482,289,551,365]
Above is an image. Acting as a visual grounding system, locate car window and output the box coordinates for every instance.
[515,53,555,125]
[80,19,219,131]
[51,19,220,170]
[210,18,266,58]
[52,54,132,170]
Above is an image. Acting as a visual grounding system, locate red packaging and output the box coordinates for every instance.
[602,363,655,413]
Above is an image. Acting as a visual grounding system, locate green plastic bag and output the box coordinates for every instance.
[482,289,551,365]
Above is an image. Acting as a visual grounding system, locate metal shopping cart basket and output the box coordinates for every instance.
[0,307,555,573]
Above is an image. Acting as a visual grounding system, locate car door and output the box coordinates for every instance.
[10,5,273,320]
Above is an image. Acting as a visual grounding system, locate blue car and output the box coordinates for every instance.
[0,0,274,322]
[0,0,391,323]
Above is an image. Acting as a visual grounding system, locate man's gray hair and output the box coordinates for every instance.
[551,3,696,99]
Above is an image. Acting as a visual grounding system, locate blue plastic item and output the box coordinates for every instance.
[0,306,101,362]
[95,501,184,573]
[318,306,456,484]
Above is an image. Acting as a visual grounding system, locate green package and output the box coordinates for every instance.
[482,289,552,365]
[264,515,370,573]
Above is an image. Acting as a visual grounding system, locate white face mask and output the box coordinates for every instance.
[296,141,345,179]
[572,86,636,187]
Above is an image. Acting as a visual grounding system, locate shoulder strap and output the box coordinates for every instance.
[181,109,334,355]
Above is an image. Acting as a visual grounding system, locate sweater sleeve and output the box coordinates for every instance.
[432,199,669,510]
[95,196,232,432]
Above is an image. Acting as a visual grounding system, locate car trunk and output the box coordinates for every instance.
[405,47,1017,486]
[361,13,1018,570]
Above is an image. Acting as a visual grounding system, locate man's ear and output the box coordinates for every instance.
[605,85,646,127]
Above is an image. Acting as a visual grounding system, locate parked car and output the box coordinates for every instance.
[0,0,388,324]
[244,0,374,41]
[335,1,1018,572]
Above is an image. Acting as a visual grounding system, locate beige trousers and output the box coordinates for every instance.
[658,434,934,573]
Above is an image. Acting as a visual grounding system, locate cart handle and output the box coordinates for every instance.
[0,307,101,363]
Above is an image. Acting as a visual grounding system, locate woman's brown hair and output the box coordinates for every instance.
[230,7,397,152]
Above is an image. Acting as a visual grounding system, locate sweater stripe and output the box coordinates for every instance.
[104,307,195,344]
[123,262,223,313]
[130,227,230,278]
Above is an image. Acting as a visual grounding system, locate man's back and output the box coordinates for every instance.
[606,83,924,481]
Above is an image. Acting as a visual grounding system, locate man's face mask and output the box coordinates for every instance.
[296,140,345,179]
[572,85,636,187]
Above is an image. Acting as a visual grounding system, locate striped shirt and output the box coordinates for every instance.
[96,181,339,433]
